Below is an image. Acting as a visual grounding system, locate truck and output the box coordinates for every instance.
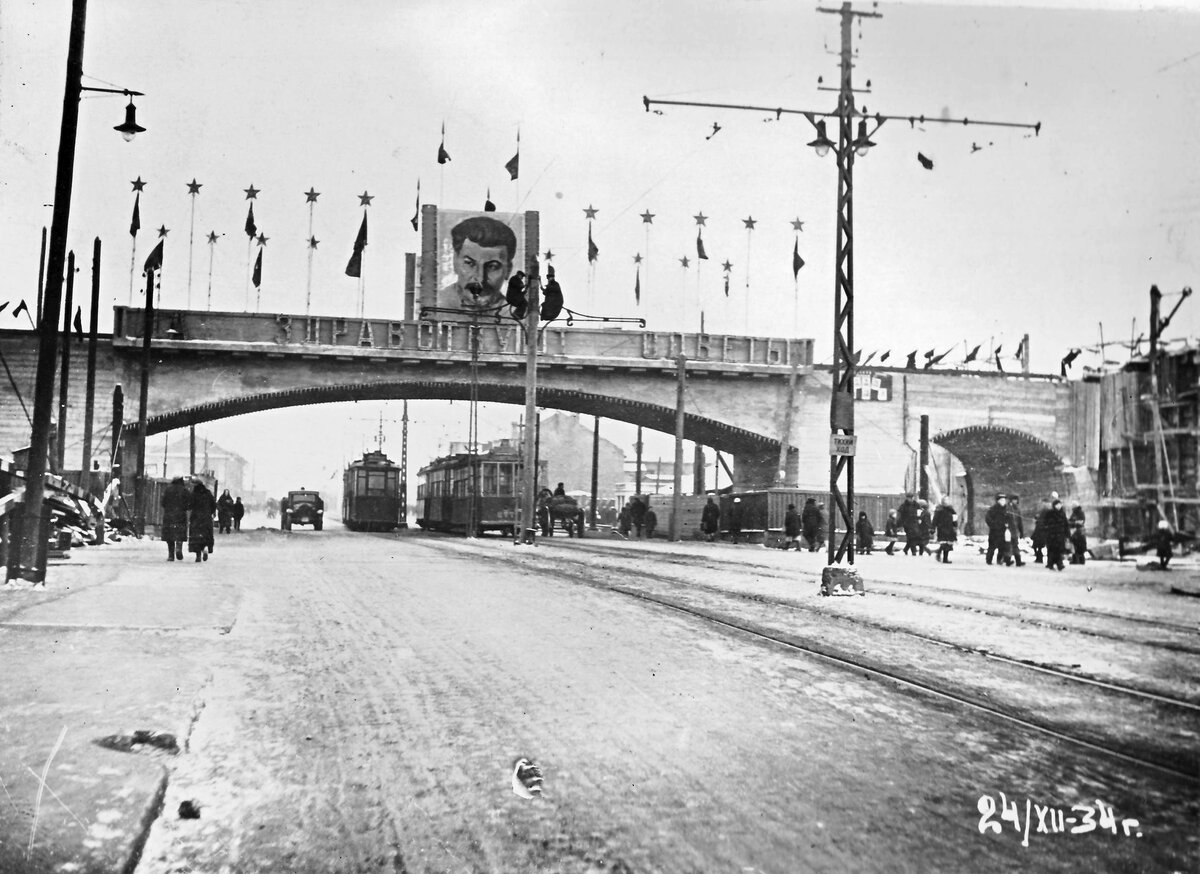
[281,489,324,531]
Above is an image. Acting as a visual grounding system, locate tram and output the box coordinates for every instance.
[342,450,404,531]
[416,441,545,537]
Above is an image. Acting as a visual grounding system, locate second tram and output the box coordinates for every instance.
[416,442,545,537]
[343,450,404,531]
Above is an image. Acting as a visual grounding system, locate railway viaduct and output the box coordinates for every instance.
[0,306,1095,524]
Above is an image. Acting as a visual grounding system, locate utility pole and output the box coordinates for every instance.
[589,416,600,530]
[670,355,686,541]
[81,239,101,490]
[518,266,541,544]
[643,1,1039,580]
[399,399,409,528]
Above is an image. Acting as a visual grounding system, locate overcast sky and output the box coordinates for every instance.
[2,0,1197,496]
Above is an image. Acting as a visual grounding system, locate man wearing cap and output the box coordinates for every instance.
[985,493,1011,566]
[1005,494,1026,566]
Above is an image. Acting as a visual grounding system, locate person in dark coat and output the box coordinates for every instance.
[1005,494,1026,566]
[916,500,933,556]
[1030,498,1050,564]
[899,493,921,555]
[505,271,527,320]
[232,497,245,532]
[628,496,647,538]
[553,482,566,497]
[855,511,874,554]
[1041,499,1070,571]
[728,497,745,545]
[643,507,657,539]
[883,509,900,555]
[931,496,958,563]
[540,266,564,322]
[701,497,720,542]
[616,503,632,538]
[783,503,801,550]
[188,481,217,562]
[217,489,235,534]
[160,476,191,562]
[1068,505,1087,565]
[985,495,1011,566]
[801,498,824,552]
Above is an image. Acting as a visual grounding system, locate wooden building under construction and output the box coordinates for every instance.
[1093,343,1198,539]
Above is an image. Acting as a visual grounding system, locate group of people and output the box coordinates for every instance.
[863,495,960,561]
[216,489,245,534]
[616,496,657,539]
[782,499,827,552]
[160,481,247,564]
[985,492,1087,571]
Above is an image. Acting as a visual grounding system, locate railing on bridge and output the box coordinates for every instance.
[111,307,814,374]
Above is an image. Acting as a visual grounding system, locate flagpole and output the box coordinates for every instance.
[306,196,315,317]
[744,221,753,334]
[186,181,199,308]
[206,234,215,311]
[244,237,251,311]
[128,238,137,305]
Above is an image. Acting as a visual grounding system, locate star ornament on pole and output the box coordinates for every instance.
[358,191,374,207]
[305,188,320,203]
[244,184,260,200]
[186,178,202,195]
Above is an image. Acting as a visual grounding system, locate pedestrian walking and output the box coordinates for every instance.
[985,494,1010,566]
[883,509,900,555]
[160,476,190,562]
[1041,498,1069,571]
[701,497,720,542]
[1069,504,1087,565]
[1031,497,1049,564]
[643,507,658,539]
[728,497,745,545]
[899,493,921,555]
[801,498,824,552]
[855,511,874,554]
[188,481,217,562]
[1006,494,1026,566]
[931,495,958,563]
[629,496,647,539]
[233,497,245,532]
[617,502,632,538]
[916,500,933,556]
[783,503,801,550]
[217,489,235,534]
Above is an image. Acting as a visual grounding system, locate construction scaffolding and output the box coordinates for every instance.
[1096,287,1197,539]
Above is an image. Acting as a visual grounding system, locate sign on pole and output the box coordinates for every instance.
[829,433,857,457]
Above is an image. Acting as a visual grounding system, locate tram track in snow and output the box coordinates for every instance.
[394,531,1200,784]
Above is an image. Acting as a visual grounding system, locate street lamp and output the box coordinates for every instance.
[9,0,144,584]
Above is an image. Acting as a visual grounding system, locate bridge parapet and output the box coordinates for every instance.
[113,307,813,375]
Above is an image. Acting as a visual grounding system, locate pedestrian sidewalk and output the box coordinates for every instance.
[0,534,241,873]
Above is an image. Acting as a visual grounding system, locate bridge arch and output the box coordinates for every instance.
[931,425,1070,534]
[141,381,779,460]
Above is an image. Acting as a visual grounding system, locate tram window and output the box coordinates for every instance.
[366,472,387,493]
[497,463,513,495]
[482,463,498,496]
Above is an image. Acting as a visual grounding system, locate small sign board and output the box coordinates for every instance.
[829,434,857,457]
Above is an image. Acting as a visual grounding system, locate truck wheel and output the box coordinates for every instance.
[314,519,323,531]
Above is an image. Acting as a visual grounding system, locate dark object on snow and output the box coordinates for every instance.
[178,800,202,819]
[95,729,179,755]
[917,152,934,170]
[512,758,544,799]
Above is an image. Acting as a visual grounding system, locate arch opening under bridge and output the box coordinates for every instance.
[137,380,780,467]
[932,425,1072,534]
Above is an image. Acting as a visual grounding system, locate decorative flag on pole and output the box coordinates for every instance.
[587,225,598,263]
[410,179,420,232]
[879,350,891,363]
[965,343,981,363]
[144,240,164,274]
[994,345,1005,373]
[505,131,520,180]
[0,302,7,315]
[245,204,257,238]
[905,350,918,369]
[13,300,28,320]
[634,265,641,304]
[252,249,262,288]
[437,122,450,164]
[130,193,141,237]
[484,189,496,212]
[1014,338,1025,359]
[73,306,83,341]
[345,212,368,277]
[792,239,805,278]
[696,230,708,261]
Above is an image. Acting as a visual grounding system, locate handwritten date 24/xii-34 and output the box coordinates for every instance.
[977,793,1143,845]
